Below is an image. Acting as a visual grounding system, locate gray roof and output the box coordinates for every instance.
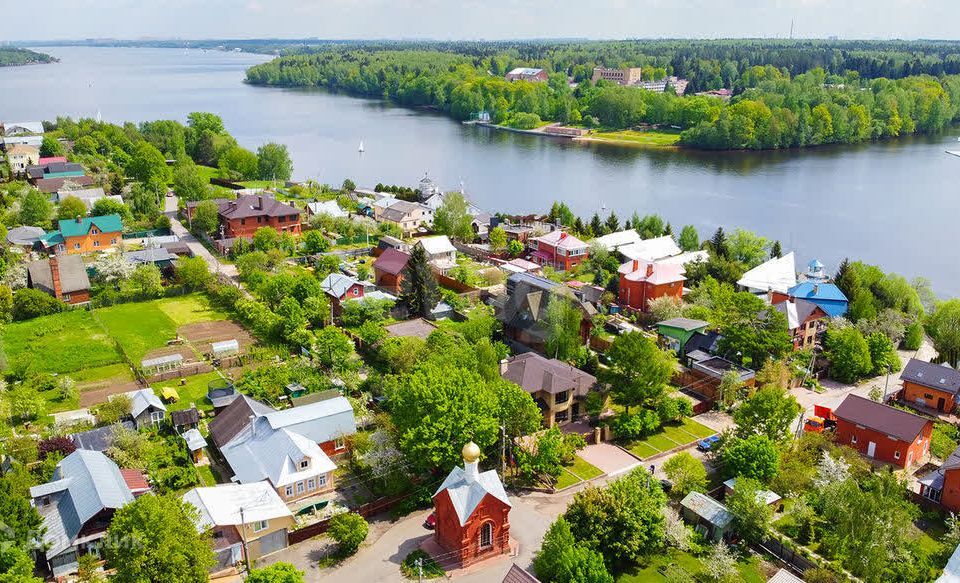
[71,421,135,452]
[27,254,91,295]
[208,395,275,448]
[658,317,709,331]
[262,396,356,444]
[502,352,595,396]
[834,394,930,442]
[140,353,183,369]
[680,491,733,528]
[320,272,363,299]
[171,407,200,427]
[30,450,134,561]
[901,358,960,395]
[221,424,336,487]
[128,388,166,418]
[434,465,511,526]
[124,247,178,265]
[182,428,207,451]
[6,225,44,246]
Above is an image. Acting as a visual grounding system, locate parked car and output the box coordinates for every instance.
[697,435,720,451]
[423,512,436,530]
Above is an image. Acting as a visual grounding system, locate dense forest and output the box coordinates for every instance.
[0,47,56,66]
[246,40,960,150]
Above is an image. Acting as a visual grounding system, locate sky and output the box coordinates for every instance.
[4,0,957,42]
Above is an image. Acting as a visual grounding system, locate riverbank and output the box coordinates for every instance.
[468,120,682,149]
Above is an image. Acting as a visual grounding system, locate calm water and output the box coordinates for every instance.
[2,47,958,295]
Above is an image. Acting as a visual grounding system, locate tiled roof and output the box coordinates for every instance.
[618,258,686,285]
[834,394,930,442]
[35,175,94,194]
[532,230,587,251]
[503,564,542,583]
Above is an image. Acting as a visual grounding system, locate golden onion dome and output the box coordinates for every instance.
[462,441,481,463]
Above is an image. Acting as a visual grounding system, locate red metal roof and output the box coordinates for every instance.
[120,469,150,495]
[373,248,410,276]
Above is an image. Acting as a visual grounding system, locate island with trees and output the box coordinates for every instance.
[0,47,56,67]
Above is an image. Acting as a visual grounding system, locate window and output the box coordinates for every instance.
[894,450,902,460]
[479,522,493,549]
[554,410,568,423]
[93,240,100,247]
[240,219,245,225]
[296,481,305,494]
[150,410,164,425]
[40,496,50,507]
[62,294,71,302]
[851,435,858,444]
[318,474,327,487]
[74,243,81,250]
[91,228,98,235]
[252,520,268,533]
[110,238,117,245]
[307,478,315,490]
[285,485,293,497]
[334,438,345,451]
[555,391,569,404]
[299,459,309,470]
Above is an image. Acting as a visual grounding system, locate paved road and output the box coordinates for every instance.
[163,195,238,279]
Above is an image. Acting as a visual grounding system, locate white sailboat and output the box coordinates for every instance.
[358,140,365,153]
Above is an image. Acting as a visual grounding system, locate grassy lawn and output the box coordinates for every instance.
[156,371,223,413]
[1,310,121,373]
[197,465,220,487]
[625,418,716,460]
[238,180,281,189]
[555,455,605,489]
[591,129,682,147]
[155,294,228,327]
[96,301,178,362]
[618,548,766,582]
[72,363,136,388]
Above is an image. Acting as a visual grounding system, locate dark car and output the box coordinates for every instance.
[697,435,720,452]
[423,512,436,530]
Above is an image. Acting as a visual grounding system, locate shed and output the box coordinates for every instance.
[723,478,782,507]
[182,428,208,464]
[211,339,240,358]
[680,491,733,542]
[141,353,183,374]
[656,318,710,355]
[171,407,200,431]
[207,379,239,409]
[128,389,166,430]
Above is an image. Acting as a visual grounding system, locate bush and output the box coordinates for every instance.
[400,550,445,580]
[247,562,305,583]
[328,512,368,555]
[507,112,543,130]
[611,409,660,440]
[12,288,63,321]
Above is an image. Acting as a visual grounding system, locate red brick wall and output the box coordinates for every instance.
[375,270,402,294]
[941,469,960,512]
[63,290,90,305]
[834,418,931,468]
[318,438,349,459]
[903,381,956,412]
[618,278,682,311]
[224,215,301,238]
[433,490,510,566]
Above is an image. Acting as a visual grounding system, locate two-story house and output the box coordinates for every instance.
[618,259,686,311]
[373,248,410,294]
[183,482,295,565]
[6,144,39,175]
[188,195,301,239]
[30,450,148,577]
[900,358,960,413]
[209,395,356,503]
[772,298,829,349]
[376,199,433,236]
[500,352,596,427]
[415,235,458,273]
[496,272,595,354]
[44,214,123,255]
[529,230,588,271]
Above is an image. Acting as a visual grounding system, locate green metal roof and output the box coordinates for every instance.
[39,231,64,245]
[58,214,123,238]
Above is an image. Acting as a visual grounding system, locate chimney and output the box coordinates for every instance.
[256,196,263,210]
[767,286,773,304]
[646,263,654,278]
[559,232,567,241]
[499,358,510,376]
[632,259,639,272]
[49,255,62,299]
[813,284,820,295]
[75,215,82,224]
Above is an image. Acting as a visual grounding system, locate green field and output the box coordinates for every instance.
[618,548,766,582]
[590,129,681,147]
[155,294,228,327]
[625,418,716,460]
[96,302,179,362]
[1,310,121,373]
[555,455,605,490]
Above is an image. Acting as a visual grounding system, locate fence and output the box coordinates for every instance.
[436,273,479,294]
[334,234,372,246]
[757,538,819,575]
[122,228,172,239]
[209,177,244,190]
[287,492,409,544]
[147,362,214,383]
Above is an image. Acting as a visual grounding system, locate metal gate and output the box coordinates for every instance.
[255,529,288,557]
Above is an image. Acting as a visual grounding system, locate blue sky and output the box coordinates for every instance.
[5,0,956,41]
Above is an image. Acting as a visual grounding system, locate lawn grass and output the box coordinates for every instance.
[155,294,228,327]
[591,129,681,147]
[617,548,766,582]
[238,180,281,189]
[1,310,121,374]
[156,371,223,413]
[555,456,605,490]
[72,363,135,389]
[624,418,716,460]
[197,465,219,487]
[96,301,178,362]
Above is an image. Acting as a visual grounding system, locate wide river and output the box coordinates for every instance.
[2,47,958,295]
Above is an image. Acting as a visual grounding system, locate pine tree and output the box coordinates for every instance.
[770,240,782,259]
[590,213,605,236]
[605,212,620,233]
[664,222,673,236]
[710,227,728,259]
[573,217,586,235]
[400,244,441,318]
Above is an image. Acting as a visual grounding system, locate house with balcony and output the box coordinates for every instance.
[6,143,39,175]
[416,235,458,273]
[772,298,829,350]
[500,352,596,427]
[42,214,123,255]
[529,230,588,271]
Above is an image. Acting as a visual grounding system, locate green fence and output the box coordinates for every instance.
[334,234,372,246]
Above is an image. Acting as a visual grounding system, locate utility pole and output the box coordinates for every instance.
[500,425,507,476]
[238,506,251,573]
[415,557,423,583]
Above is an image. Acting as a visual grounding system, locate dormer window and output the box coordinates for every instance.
[299,459,309,470]
[91,228,99,235]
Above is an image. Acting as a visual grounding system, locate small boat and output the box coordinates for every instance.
[358,140,365,153]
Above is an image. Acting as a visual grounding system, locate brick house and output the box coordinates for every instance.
[529,230,588,271]
[189,195,301,239]
[617,259,685,311]
[500,353,596,427]
[833,394,932,469]
[433,443,512,568]
[900,358,960,413]
[772,298,829,350]
[210,395,355,503]
[919,445,960,512]
[373,248,410,294]
[26,254,91,305]
[496,272,595,354]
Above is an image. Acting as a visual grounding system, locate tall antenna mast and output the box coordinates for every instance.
[790,19,794,39]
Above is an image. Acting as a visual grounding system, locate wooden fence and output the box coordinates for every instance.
[435,272,479,294]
